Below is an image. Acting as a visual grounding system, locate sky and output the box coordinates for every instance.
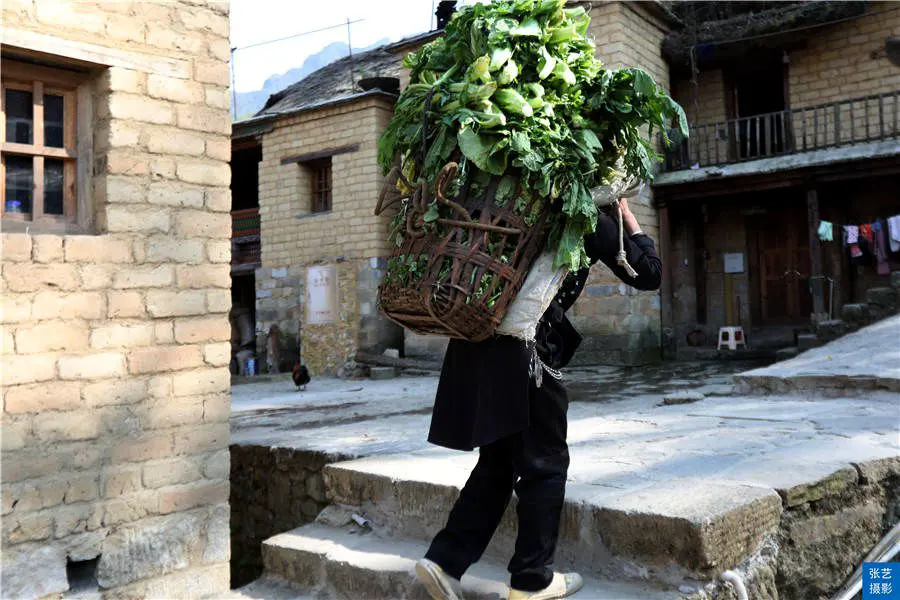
[230,0,448,93]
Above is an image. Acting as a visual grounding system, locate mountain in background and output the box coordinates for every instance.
[234,38,390,120]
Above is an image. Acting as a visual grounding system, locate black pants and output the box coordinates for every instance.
[424,375,570,591]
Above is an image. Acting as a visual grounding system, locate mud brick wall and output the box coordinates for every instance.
[1,1,232,597]
[255,98,402,374]
[229,445,347,588]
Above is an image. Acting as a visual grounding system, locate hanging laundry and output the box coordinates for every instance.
[843,224,859,246]
[860,223,874,244]
[817,220,834,241]
[874,218,891,275]
[888,215,900,253]
[849,244,863,259]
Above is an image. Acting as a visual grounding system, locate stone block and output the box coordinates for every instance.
[58,352,127,380]
[1,353,57,386]
[127,344,204,374]
[102,465,144,498]
[663,390,705,405]
[173,210,230,238]
[147,74,204,105]
[193,59,230,87]
[158,481,229,514]
[113,265,174,289]
[203,504,231,563]
[65,474,100,503]
[90,323,155,349]
[172,367,230,396]
[206,239,231,263]
[866,286,898,310]
[148,182,205,208]
[176,104,230,135]
[33,291,106,320]
[7,512,55,543]
[174,316,230,344]
[1,233,32,261]
[205,137,230,161]
[204,86,231,111]
[369,366,396,380]
[34,410,100,442]
[15,321,89,354]
[31,234,63,263]
[79,264,115,290]
[1,418,30,451]
[146,237,206,264]
[5,381,82,414]
[173,423,229,455]
[175,160,231,187]
[110,432,174,463]
[108,291,147,318]
[202,342,231,367]
[83,378,147,407]
[796,333,820,350]
[97,513,201,588]
[65,235,134,263]
[5,263,79,291]
[145,128,205,156]
[137,396,204,429]
[176,265,230,289]
[107,92,175,125]
[105,205,170,233]
[143,457,203,490]
[0,545,68,599]
[841,302,870,324]
[202,450,230,480]
[206,289,231,313]
[146,290,207,317]
[0,294,32,323]
[101,492,159,528]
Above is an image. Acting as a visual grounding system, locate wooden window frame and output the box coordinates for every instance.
[1,58,80,226]
[307,157,332,214]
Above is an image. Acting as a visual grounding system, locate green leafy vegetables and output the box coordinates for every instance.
[377,0,688,273]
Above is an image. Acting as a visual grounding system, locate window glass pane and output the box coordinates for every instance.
[44,95,64,148]
[5,90,33,144]
[44,158,64,215]
[4,155,33,214]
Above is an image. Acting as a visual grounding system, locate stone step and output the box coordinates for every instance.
[261,521,684,600]
[219,576,316,599]
[840,302,870,325]
[867,286,899,311]
[813,319,848,342]
[774,346,801,362]
[322,456,781,587]
[796,332,821,350]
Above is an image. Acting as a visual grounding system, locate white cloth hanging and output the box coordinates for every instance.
[888,215,900,253]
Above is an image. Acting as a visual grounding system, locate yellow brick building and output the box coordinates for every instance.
[1,1,232,596]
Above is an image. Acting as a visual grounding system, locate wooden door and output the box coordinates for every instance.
[755,205,811,324]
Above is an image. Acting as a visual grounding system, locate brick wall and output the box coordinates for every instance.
[581,2,672,364]
[1,1,231,597]
[255,97,401,373]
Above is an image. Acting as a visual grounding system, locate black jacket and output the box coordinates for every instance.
[428,211,662,451]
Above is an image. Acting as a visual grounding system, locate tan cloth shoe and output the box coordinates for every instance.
[415,558,464,600]
[508,572,584,600]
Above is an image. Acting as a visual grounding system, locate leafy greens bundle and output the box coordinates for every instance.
[377,0,688,272]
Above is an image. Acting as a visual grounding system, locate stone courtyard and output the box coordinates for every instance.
[227,316,900,599]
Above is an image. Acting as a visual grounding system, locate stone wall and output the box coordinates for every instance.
[576,2,671,364]
[229,445,346,588]
[255,98,402,374]
[1,1,232,597]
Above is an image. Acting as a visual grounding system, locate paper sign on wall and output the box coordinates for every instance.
[307,265,339,324]
[724,253,745,274]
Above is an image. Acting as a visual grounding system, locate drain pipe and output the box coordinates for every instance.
[832,521,900,600]
[720,570,749,600]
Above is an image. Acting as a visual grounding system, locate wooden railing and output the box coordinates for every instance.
[664,91,900,172]
[231,207,260,269]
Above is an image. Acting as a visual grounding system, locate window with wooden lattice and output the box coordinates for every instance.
[307,157,332,214]
[1,59,81,225]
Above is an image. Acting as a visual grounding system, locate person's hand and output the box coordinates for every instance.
[618,198,641,235]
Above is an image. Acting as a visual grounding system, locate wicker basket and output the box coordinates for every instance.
[375,161,551,342]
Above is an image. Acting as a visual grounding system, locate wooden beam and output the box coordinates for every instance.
[806,187,825,318]
[280,144,359,165]
[657,201,675,359]
[1,142,76,159]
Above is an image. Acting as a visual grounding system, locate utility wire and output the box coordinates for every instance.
[232,19,365,53]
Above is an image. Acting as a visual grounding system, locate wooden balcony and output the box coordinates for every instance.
[231,207,260,272]
[664,91,900,172]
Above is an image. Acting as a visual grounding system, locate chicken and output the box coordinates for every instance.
[292,360,311,391]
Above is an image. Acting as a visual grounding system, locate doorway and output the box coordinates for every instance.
[747,201,811,325]
[728,53,789,160]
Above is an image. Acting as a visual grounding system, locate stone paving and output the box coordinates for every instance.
[232,356,898,492]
